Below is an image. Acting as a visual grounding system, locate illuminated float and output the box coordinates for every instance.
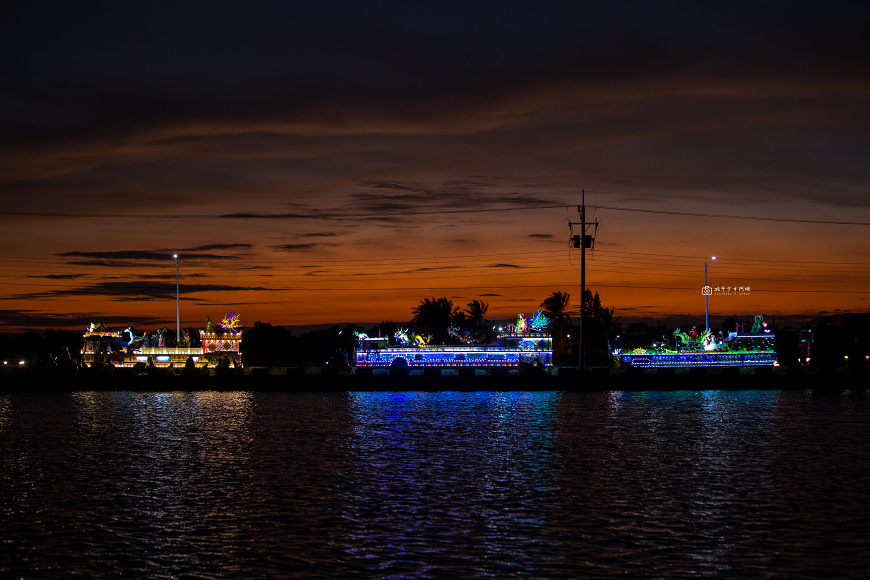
[354,311,553,371]
[81,313,243,368]
[613,315,776,368]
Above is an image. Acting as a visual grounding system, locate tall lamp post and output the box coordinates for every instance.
[174,254,180,344]
[705,256,716,331]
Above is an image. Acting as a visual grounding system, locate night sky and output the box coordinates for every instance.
[2,2,869,331]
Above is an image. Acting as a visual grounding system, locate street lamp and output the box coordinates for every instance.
[705,256,716,331]
[174,254,180,344]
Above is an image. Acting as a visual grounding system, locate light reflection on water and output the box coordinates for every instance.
[1,390,868,578]
[342,392,563,576]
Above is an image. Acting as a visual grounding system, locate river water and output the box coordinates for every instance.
[1,390,868,578]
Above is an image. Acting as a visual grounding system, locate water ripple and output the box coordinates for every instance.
[1,389,869,578]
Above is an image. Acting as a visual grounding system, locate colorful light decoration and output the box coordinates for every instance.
[355,312,556,368]
[615,317,777,368]
[529,310,550,331]
[516,313,528,333]
[394,328,411,346]
[81,315,244,368]
[219,312,242,332]
[355,341,553,368]
[620,351,777,368]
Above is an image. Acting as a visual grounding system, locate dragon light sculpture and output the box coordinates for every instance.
[448,325,476,344]
[394,328,431,347]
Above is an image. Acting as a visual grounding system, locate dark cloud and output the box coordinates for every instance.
[223,212,335,221]
[270,244,320,252]
[56,250,244,262]
[0,310,161,329]
[58,250,180,261]
[64,260,173,269]
[10,281,271,302]
[292,232,339,239]
[27,274,89,280]
[349,181,566,219]
[413,266,459,273]
[135,273,208,280]
[174,243,253,251]
[3,2,867,151]
[212,180,570,226]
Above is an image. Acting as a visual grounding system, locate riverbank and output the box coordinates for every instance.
[2,366,867,391]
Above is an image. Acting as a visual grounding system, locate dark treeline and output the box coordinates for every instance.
[0,329,82,368]
[241,321,402,368]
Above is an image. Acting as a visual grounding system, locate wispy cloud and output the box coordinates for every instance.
[0,310,162,329]
[175,243,253,251]
[292,232,340,239]
[10,281,272,302]
[218,180,567,226]
[135,273,209,280]
[27,274,89,280]
[270,243,322,252]
[58,250,242,261]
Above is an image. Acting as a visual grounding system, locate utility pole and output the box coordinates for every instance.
[580,189,585,372]
[568,190,598,373]
[174,254,180,344]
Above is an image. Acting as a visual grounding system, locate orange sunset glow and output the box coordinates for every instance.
[2,4,869,332]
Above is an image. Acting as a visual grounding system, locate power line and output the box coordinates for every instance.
[594,249,870,266]
[3,245,869,268]
[0,204,566,220]
[584,189,870,208]
[5,199,870,225]
[592,205,870,226]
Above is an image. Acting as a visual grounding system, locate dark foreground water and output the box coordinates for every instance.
[2,390,869,579]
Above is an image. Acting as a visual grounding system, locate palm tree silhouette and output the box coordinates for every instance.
[464,300,490,338]
[411,297,461,344]
[541,291,571,355]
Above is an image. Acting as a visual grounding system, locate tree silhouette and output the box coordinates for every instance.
[411,297,462,344]
[463,300,491,340]
[581,289,622,364]
[541,290,572,355]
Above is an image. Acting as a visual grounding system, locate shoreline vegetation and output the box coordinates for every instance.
[2,365,866,392]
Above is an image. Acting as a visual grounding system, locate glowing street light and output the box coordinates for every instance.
[174,254,180,344]
[705,256,716,331]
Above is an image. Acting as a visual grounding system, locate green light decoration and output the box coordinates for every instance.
[751,314,768,333]
[529,310,550,331]
[219,312,242,332]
